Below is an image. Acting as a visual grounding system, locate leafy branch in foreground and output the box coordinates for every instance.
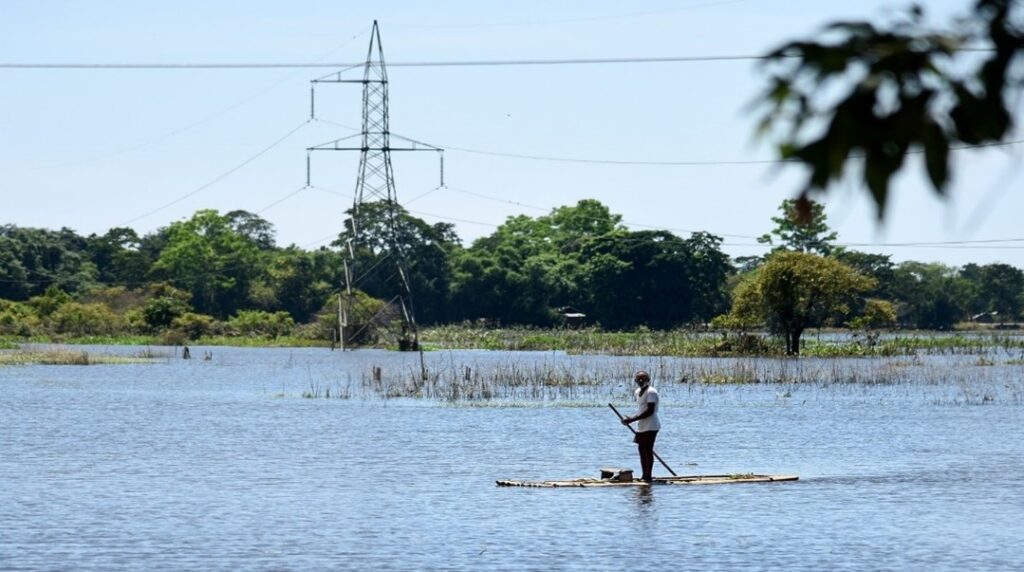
[757,0,1022,218]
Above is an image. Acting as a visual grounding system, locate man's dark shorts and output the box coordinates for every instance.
[634,430,658,447]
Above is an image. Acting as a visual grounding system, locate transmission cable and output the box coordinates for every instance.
[118,119,310,226]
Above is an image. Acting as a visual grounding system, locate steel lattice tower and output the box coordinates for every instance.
[308,21,441,354]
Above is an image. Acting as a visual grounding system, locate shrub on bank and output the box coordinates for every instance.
[47,302,125,336]
[0,299,39,336]
[227,310,295,338]
[171,312,217,340]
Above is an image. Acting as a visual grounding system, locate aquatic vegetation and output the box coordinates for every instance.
[420,326,1024,358]
[0,349,154,366]
[292,353,1024,406]
[135,347,171,359]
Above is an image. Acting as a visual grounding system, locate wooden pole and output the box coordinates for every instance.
[608,403,677,477]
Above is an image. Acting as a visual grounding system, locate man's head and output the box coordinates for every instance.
[634,370,650,386]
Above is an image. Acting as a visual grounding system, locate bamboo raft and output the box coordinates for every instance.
[497,470,799,488]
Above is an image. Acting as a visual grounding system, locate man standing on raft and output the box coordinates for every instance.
[620,370,660,483]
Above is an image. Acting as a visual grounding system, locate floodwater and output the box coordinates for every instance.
[2,345,1023,571]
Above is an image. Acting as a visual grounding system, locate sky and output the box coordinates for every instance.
[2,0,1023,267]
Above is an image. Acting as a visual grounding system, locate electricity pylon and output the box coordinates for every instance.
[307,21,442,355]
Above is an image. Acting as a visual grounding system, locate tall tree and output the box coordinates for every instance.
[452,200,625,325]
[337,201,460,325]
[977,263,1024,321]
[225,210,277,251]
[831,249,897,299]
[758,198,838,255]
[577,230,731,329]
[0,225,97,299]
[86,227,150,285]
[890,262,966,329]
[250,246,337,322]
[148,210,262,317]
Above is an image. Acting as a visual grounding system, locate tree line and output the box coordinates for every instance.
[1,199,1023,346]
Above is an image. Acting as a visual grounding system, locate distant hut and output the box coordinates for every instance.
[559,307,587,329]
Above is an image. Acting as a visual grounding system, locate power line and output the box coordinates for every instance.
[441,185,764,239]
[256,186,308,215]
[117,119,311,226]
[18,31,370,174]
[430,136,1024,166]
[316,181,1024,249]
[0,54,795,70]
[312,119,1024,167]
[1,48,998,71]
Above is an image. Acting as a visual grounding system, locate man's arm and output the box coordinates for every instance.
[623,402,656,425]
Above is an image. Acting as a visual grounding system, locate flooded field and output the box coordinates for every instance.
[2,345,1023,570]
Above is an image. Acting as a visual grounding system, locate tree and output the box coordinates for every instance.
[149,210,263,317]
[756,1,1023,217]
[890,262,966,329]
[225,210,277,251]
[451,200,623,326]
[977,263,1024,321]
[0,225,97,299]
[758,199,838,254]
[727,251,875,354]
[831,249,897,299]
[450,247,562,326]
[847,299,898,330]
[86,227,150,285]
[249,246,337,323]
[140,283,193,330]
[577,230,731,329]
[337,201,460,325]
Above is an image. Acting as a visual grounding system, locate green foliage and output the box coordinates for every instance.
[452,200,730,329]
[338,201,460,324]
[450,200,622,326]
[728,251,875,354]
[757,1,1022,215]
[890,262,965,329]
[758,199,837,255]
[0,225,98,300]
[2,200,1021,345]
[149,209,262,317]
[830,249,896,299]
[79,285,148,313]
[47,302,125,336]
[0,299,40,336]
[171,312,217,340]
[976,263,1024,321]
[577,230,732,329]
[27,286,72,318]
[141,284,193,330]
[847,299,898,330]
[227,310,295,338]
[85,227,149,285]
[250,247,337,323]
[224,210,277,250]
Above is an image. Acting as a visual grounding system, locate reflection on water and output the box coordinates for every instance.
[632,485,655,507]
[1,345,1023,570]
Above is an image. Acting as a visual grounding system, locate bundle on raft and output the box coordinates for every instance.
[497,468,798,488]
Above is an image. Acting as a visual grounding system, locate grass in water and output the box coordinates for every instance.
[419,326,1024,357]
[0,349,154,366]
